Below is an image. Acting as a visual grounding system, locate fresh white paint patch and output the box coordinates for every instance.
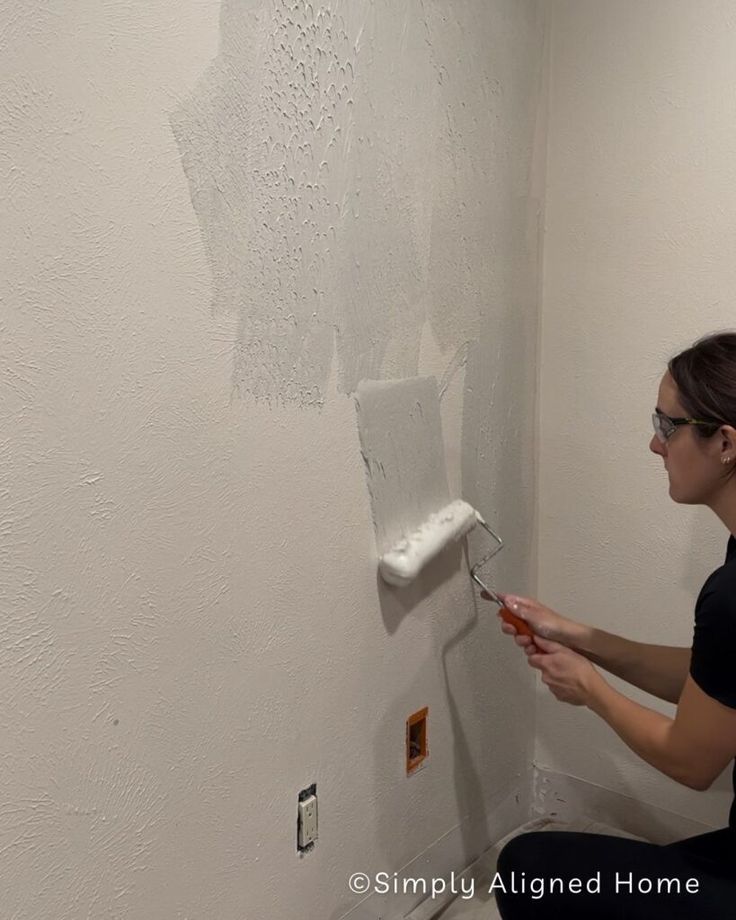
[170,0,436,405]
[170,0,544,409]
[170,2,350,407]
[355,376,451,558]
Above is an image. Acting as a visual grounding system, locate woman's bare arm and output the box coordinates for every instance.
[586,672,736,790]
[568,625,690,705]
[494,594,691,705]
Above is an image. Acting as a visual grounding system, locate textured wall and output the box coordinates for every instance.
[539,0,736,829]
[1,1,545,917]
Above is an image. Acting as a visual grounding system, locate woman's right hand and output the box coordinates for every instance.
[481,590,582,655]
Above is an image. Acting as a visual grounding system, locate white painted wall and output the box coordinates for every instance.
[1,1,545,917]
[539,0,736,829]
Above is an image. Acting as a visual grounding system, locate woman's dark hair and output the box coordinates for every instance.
[668,331,736,438]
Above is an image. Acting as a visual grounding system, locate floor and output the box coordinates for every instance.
[430,817,647,919]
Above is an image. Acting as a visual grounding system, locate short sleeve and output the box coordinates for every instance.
[690,566,736,709]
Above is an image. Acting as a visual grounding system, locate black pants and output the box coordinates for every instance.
[494,827,736,918]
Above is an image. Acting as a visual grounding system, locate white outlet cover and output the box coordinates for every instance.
[298,794,318,848]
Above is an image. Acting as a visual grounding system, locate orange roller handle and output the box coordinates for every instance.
[499,606,537,641]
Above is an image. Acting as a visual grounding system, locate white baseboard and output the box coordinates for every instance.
[531,765,717,844]
[336,772,532,920]
[337,764,719,920]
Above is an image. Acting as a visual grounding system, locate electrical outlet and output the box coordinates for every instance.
[297,784,318,851]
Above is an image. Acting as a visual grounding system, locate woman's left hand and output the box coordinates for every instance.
[526,634,603,706]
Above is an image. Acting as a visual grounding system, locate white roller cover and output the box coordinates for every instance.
[378,499,481,587]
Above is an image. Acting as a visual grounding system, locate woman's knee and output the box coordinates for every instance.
[497,831,550,875]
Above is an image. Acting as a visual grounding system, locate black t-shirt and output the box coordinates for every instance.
[689,533,736,828]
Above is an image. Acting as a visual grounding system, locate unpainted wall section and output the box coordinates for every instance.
[540,0,736,829]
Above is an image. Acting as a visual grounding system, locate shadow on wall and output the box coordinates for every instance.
[349,369,496,910]
[440,585,495,860]
[366,558,494,917]
[375,545,464,633]
[352,320,535,909]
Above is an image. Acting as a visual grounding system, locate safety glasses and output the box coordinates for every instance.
[652,410,721,444]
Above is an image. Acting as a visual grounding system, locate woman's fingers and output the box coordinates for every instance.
[500,624,531,645]
[532,634,565,653]
[498,616,537,658]
[498,616,534,643]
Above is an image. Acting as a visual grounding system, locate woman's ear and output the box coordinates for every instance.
[721,424,736,454]
[718,426,736,471]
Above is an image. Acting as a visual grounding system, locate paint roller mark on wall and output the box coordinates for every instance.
[438,341,471,402]
[354,376,450,557]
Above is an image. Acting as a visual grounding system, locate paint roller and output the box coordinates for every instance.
[378,498,537,641]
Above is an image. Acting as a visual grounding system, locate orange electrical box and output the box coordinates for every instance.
[406,707,428,774]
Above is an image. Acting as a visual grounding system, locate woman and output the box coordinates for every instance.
[486,331,736,918]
